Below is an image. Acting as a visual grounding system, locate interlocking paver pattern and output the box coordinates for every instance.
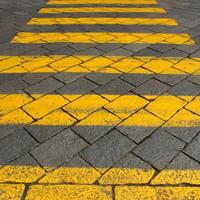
[1,0,200,199]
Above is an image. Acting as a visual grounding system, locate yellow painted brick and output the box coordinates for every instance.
[164,108,200,128]
[146,94,186,120]
[39,167,101,184]
[111,58,144,72]
[118,109,164,127]
[185,96,200,115]
[40,7,165,13]
[32,109,76,126]
[76,109,121,126]
[0,109,33,125]
[0,56,24,71]
[143,58,173,73]
[23,95,68,119]
[0,94,32,115]
[0,166,45,183]
[99,168,155,185]
[81,57,114,71]
[26,185,112,200]
[173,58,200,73]
[105,94,148,119]
[115,186,200,200]
[0,184,25,200]
[64,94,108,120]
[50,56,82,71]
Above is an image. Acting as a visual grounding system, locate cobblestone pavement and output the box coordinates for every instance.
[1,0,200,199]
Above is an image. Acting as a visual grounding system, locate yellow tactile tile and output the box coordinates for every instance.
[40,7,165,13]
[25,185,113,200]
[0,184,25,200]
[0,166,45,183]
[48,0,158,5]
[23,95,68,119]
[28,18,177,26]
[104,94,148,119]
[146,94,186,120]
[115,186,200,200]
[63,94,108,120]
[12,32,195,44]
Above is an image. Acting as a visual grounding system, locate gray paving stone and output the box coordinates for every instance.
[94,78,134,100]
[80,130,136,172]
[25,77,63,95]
[57,78,98,97]
[121,71,154,87]
[123,44,150,53]
[133,130,185,170]
[133,79,170,99]
[31,129,87,169]
[184,133,200,162]
[26,125,66,143]
[86,70,120,85]
[0,129,38,165]
[169,79,200,100]
[149,44,177,53]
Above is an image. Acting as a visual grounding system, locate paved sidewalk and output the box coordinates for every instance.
[1,0,200,199]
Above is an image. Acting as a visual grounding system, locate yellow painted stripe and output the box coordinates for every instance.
[0,56,200,73]
[26,185,112,200]
[48,0,158,5]
[1,164,200,185]
[12,32,195,44]
[0,94,200,126]
[0,184,25,200]
[28,17,177,26]
[40,7,165,13]
[115,186,200,199]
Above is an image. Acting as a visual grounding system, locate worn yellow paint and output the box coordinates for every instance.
[185,96,200,115]
[28,17,177,26]
[32,109,77,126]
[23,95,68,119]
[104,95,148,119]
[1,55,200,73]
[1,94,200,126]
[0,166,45,183]
[146,94,186,120]
[118,109,164,127]
[48,0,158,5]
[164,108,200,128]
[151,169,200,185]
[26,185,113,200]
[174,58,200,73]
[115,186,200,199]
[75,109,121,128]
[63,94,108,120]
[40,7,165,14]
[99,168,155,185]
[12,32,195,44]
[0,109,33,125]
[0,184,25,200]
[39,167,101,184]
[0,94,33,115]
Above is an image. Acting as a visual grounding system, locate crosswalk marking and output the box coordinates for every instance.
[48,0,158,5]
[28,17,177,26]
[12,32,194,44]
[39,7,166,13]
